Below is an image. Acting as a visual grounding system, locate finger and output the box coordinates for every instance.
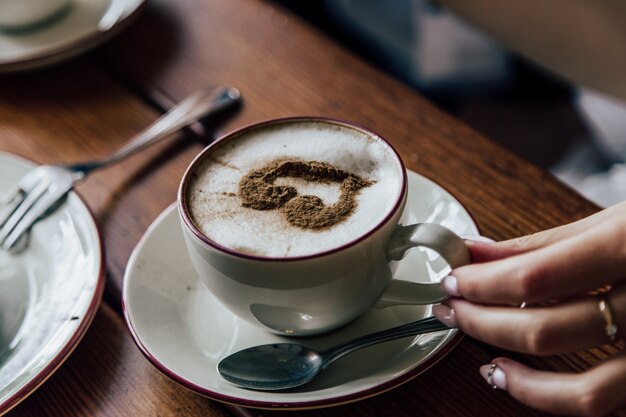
[467,201,626,263]
[438,296,617,355]
[442,284,626,354]
[462,236,507,264]
[480,353,626,417]
[448,220,626,304]
[498,202,626,253]
[464,239,519,263]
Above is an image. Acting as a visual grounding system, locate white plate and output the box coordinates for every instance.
[0,152,104,415]
[0,0,145,73]
[122,170,479,409]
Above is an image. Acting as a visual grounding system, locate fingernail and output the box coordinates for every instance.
[432,303,458,327]
[441,275,461,297]
[480,363,507,390]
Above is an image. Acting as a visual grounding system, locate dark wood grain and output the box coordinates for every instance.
[0,0,622,416]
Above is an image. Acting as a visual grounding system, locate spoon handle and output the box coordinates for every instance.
[320,316,451,369]
[67,86,240,176]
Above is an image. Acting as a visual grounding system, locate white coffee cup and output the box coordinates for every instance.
[178,117,470,336]
[0,0,70,30]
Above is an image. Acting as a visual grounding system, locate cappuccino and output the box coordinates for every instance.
[185,120,404,257]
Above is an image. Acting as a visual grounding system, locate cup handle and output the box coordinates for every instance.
[375,223,471,308]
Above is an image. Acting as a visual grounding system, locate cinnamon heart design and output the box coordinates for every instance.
[239,160,372,230]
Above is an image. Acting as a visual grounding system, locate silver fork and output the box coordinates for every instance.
[0,86,241,253]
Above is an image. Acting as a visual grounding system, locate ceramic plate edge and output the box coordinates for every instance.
[0,151,106,415]
[0,0,147,73]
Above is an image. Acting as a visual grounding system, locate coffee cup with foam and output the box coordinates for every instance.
[178,117,470,336]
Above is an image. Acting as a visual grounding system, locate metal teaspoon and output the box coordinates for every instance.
[217,316,451,391]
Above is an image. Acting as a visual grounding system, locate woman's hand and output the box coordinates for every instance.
[434,202,626,417]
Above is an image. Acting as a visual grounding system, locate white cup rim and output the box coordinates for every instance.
[177,116,408,262]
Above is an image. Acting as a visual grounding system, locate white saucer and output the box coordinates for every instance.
[0,152,105,414]
[122,170,479,409]
[0,0,145,73]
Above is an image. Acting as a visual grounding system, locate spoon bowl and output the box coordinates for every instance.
[218,344,323,391]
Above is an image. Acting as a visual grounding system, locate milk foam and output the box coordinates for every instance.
[187,121,403,257]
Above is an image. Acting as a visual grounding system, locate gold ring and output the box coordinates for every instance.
[598,293,618,343]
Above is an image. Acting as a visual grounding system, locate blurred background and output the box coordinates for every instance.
[276,0,626,208]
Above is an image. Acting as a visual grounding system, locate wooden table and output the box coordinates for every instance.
[1,0,623,416]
